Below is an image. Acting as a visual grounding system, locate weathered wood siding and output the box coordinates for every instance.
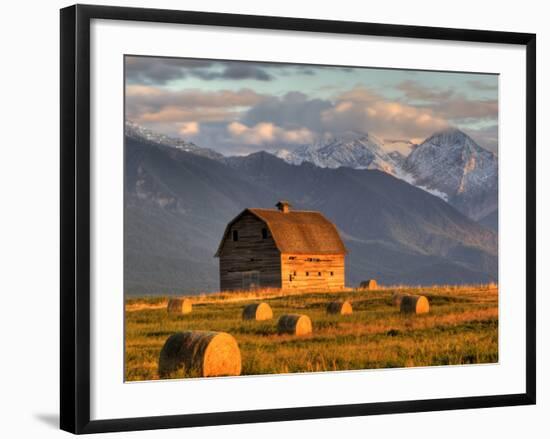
[218,212,281,291]
[280,253,345,291]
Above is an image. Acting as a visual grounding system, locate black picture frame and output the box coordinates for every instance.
[60,4,536,434]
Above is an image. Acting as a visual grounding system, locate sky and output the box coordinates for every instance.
[125,56,498,156]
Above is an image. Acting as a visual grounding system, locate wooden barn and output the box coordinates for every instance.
[215,201,347,292]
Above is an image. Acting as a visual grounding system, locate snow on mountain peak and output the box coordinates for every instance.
[403,127,497,220]
[125,120,224,161]
[273,127,497,221]
[274,131,400,174]
[126,120,496,222]
[422,128,489,155]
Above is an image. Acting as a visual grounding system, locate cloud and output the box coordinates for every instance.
[178,121,200,136]
[126,57,277,84]
[125,71,499,154]
[222,64,272,81]
[126,85,267,123]
[227,121,315,145]
[434,98,498,122]
[396,80,454,101]
[138,107,238,123]
[321,86,449,140]
[395,80,498,123]
[194,64,273,81]
[126,57,364,86]
[126,57,215,84]
[300,68,316,76]
[241,91,332,132]
[126,85,264,108]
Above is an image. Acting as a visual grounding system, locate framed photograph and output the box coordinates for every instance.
[60,4,536,434]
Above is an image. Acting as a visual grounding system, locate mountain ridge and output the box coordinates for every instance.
[125,135,498,295]
[274,131,401,174]
[403,128,498,221]
[125,120,225,161]
[274,127,497,221]
[125,121,498,224]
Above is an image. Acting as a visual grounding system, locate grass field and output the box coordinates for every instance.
[125,284,498,381]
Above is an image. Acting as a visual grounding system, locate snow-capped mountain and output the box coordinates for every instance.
[388,150,407,167]
[402,128,498,221]
[274,128,497,222]
[125,120,224,161]
[126,121,497,223]
[275,132,401,175]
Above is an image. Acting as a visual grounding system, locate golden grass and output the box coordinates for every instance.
[126,283,498,311]
[125,284,498,381]
[126,287,352,312]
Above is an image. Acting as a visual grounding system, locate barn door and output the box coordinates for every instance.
[242,271,260,290]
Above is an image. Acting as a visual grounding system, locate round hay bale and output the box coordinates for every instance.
[277,314,312,336]
[391,292,410,307]
[326,300,353,315]
[167,298,192,314]
[359,279,378,290]
[400,295,430,314]
[158,331,241,378]
[242,302,273,321]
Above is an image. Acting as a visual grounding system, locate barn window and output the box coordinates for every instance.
[288,256,296,260]
[318,272,322,276]
[330,271,334,276]
[293,271,297,276]
[232,230,239,241]
[261,228,268,239]
[306,272,309,276]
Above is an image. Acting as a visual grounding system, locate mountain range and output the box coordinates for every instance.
[124,123,498,295]
[274,128,498,223]
[125,120,224,161]
[275,132,401,174]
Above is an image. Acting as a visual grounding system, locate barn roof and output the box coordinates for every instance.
[215,207,347,256]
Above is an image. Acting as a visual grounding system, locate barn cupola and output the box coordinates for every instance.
[276,200,291,213]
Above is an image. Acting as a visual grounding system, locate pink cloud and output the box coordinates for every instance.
[227,122,314,145]
[178,121,200,136]
[322,86,449,140]
[126,85,267,123]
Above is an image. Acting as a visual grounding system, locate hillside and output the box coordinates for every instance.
[125,137,268,294]
[479,209,498,231]
[125,136,497,295]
